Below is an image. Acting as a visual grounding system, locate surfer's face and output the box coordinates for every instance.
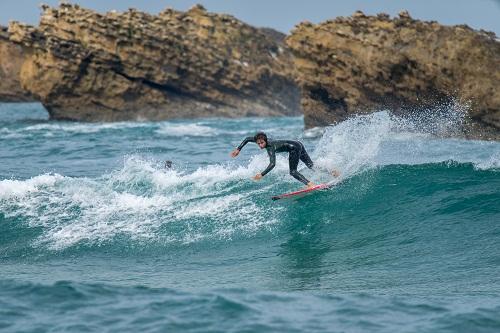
[256,139,267,149]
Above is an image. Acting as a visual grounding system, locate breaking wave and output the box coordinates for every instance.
[1,111,498,254]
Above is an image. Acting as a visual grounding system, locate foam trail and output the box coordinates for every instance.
[0,156,284,250]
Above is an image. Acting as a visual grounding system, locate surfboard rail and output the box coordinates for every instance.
[271,182,334,201]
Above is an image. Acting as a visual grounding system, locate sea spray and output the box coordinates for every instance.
[0,156,286,250]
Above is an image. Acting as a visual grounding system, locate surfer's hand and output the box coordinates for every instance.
[253,173,263,181]
[230,149,240,158]
[331,169,341,178]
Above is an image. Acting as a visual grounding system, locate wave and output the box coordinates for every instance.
[0,120,240,140]
[0,121,153,140]
[1,279,499,333]
[155,123,217,137]
[0,118,302,140]
[1,111,498,253]
[1,161,498,254]
[312,111,500,173]
[0,156,286,250]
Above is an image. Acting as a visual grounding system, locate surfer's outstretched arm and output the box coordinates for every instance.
[231,137,255,157]
[261,149,276,176]
[254,149,276,180]
[237,137,255,150]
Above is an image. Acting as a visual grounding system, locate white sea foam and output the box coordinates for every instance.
[0,122,152,139]
[313,110,500,177]
[0,174,64,199]
[313,112,393,178]
[0,156,282,250]
[1,117,293,140]
[474,150,500,170]
[155,123,217,137]
[25,122,150,134]
[303,126,326,138]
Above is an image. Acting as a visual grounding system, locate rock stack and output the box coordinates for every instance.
[7,4,300,121]
[0,25,34,102]
[286,11,500,137]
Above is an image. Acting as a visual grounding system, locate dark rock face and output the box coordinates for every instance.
[8,4,300,121]
[0,26,34,102]
[286,11,500,138]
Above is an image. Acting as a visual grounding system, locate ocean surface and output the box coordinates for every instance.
[1,103,499,332]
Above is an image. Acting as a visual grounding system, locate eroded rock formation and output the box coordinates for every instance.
[8,4,300,121]
[286,11,500,137]
[0,26,34,102]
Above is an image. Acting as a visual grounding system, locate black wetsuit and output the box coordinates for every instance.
[237,137,314,185]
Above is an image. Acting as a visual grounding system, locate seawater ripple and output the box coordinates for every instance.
[1,280,499,333]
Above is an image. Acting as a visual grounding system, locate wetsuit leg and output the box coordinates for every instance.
[289,146,310,185]
[299,142,314,169]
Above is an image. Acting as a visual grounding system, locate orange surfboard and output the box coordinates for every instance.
[271,182,335,201]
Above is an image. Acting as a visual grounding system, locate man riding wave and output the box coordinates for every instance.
[231,132,339,188]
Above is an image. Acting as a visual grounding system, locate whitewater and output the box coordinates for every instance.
[1,103,499,332]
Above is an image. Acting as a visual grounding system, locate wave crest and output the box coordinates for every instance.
[0,156,283,250]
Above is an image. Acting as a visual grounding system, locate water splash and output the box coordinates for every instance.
[312,109,499,178]
[0,156,284,250]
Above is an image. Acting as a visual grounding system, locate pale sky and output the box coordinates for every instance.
[1,0,499,35]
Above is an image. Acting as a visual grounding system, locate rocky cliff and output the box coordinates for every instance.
[286,11,500,138]
[0,26,34,102]
[8,4,300,121]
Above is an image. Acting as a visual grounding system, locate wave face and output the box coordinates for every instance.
[1,103,500,332]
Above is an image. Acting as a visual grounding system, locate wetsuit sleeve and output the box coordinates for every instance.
[261,148,276,176]
[237,137,255,150]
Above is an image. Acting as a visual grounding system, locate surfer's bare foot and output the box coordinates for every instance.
[306,182,315,188]
[331,169,340,178]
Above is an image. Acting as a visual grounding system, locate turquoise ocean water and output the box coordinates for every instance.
[1,103,499,332]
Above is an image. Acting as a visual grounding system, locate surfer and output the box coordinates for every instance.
[231,132,338,188]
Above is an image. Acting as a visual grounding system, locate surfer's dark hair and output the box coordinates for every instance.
[254,132,267,142]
